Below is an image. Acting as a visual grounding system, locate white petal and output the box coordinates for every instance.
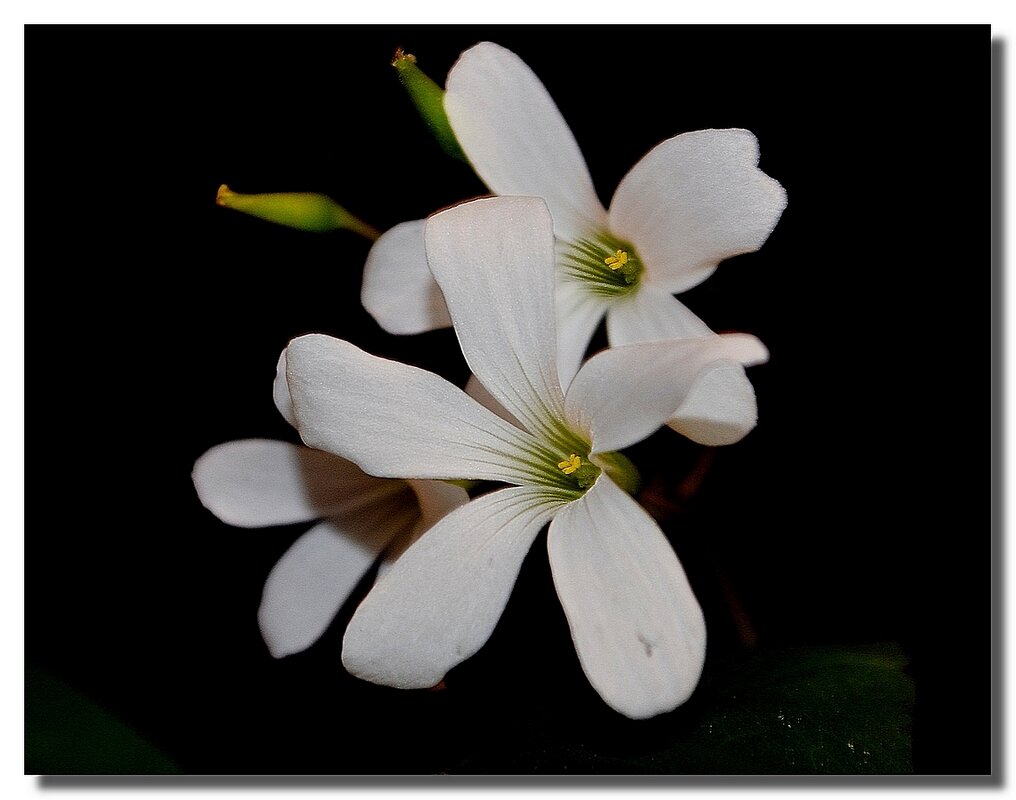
[603,292,760,445]
[285,334,548,485]
[565,335,769,454]
[555,277,609,391]
[361,219,453,335]
[667,359,759,446]
[377,479,472,578]
[192,439,401,528]
[548,476,706,719]
[425,196,566,439]
[342,486,569,688]
[374,517,428,584]
[604,284,713,346]
[609,129,787,294]
[444,42,607,241]
[464,374,524,429]
[273,349,296,428]
[406,478,472,524]
[259,497,418,658]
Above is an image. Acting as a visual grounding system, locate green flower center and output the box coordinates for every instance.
[559,231,644,297]
[503,422,597,497]
[512,440,639,499]
[556,452,601,490]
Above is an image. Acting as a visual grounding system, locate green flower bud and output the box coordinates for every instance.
[391,48,466,162]
[215,185,380,240]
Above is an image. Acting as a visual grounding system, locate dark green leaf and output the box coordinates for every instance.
[459,643,913,774]
[26,666,179,774]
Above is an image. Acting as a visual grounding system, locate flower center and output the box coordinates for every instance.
[559,232,644,297]
[604,249,629,272]
[557,453,582,474]
[556,452,600,489]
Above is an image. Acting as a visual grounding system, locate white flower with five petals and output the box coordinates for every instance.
[192,365,468,659]
[284,196,768,719]
[362,42,786,445]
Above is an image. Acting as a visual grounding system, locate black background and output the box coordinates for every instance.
[26,25,990,775]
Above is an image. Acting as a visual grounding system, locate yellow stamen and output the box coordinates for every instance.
[604,250,629,271]
[557,454,582,475]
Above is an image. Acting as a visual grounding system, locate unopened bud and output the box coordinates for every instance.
[215,185,380,240]
[392,48,466,162]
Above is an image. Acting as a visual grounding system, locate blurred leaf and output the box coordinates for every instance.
[26,666,179,774]
[667,642,914,773]
[459,643,913,774]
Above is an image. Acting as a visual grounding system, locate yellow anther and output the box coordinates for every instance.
[557,454,582,475]
[604,250,629,271]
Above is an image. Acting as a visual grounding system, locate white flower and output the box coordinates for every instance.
[191,359,468,658]
[284,196,768,719]
[362,42,786,445]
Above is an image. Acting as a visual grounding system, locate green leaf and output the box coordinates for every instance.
[664,642,915,773]
[459,643,913,774]
[26,665,180,774]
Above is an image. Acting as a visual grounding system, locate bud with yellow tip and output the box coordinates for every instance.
[215,185,381,240]
[391,48,466,162]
